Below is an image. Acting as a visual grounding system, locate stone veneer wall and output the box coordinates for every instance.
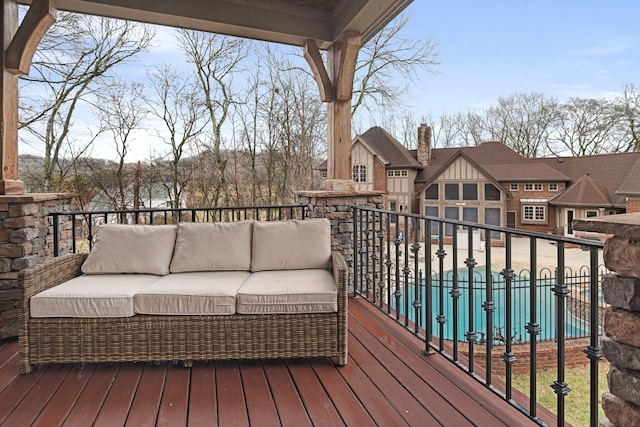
[0,194,74,339]
[573,213,640,427]
[297,190,384,292]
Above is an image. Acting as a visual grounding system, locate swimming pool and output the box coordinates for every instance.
[395,268,594,343]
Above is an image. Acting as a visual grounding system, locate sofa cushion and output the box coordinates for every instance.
[81,224,178,275]
[134,271,251,315]
[170,221,252,273]
[251,219,331,271]
[236,269,337,314]
[30,274,160,318]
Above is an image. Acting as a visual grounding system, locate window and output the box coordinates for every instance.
[549,183,558,191]
[484,183,501,201]
[353,165,367,183]
[401,170,408,177]
[463,207,478,223]
[425,184,438,200]
[463,183,478,200]
[525,183,543,191]
[425,206,439,236]
[321,171,327,178]
[523,205,546,221]
[445,183,459,200]
[387,170,393,177]
[390,170,408,177]
[510,184,519,191]
[586,210,598,218]
[444,207,459,236]
[485,208,501,239]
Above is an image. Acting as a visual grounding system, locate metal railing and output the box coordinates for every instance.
[51,204,307,256]
[352,206,605,427]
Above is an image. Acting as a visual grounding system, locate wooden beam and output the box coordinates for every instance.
[336,31,360,101]
[5,0,56,75]
[303,39,333,102]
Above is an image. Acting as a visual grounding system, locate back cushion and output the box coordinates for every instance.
[81,224,178,275]
[170,221,253,272]
[251,219,331,271]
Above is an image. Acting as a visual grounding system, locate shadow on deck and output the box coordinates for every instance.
[0,298,553,426]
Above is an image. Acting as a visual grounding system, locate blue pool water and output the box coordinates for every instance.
[394,268,593,343]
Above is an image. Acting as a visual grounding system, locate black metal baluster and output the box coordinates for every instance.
[386,214,392,314]
[483,229,494,386]
[465,225,477,373]
[364,210,372,299]
[526,238,541,419]
[451,225,460,361]
[394,217,402,320]
[585,246,602,427]
[377,212,385,309]
[436,222,446,351]
[352,207,360,295]
[403,215,411,327]
[424,218,434,355]
[412,218,421,333]
[552,242,570,427]
[501,232,516,400]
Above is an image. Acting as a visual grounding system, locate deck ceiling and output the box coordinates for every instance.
[17,0,413,49]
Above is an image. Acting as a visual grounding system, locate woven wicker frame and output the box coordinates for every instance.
[18,252,348,374]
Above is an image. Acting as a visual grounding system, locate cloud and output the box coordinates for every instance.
[577,37,635,56]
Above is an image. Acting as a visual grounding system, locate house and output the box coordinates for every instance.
[321,125,640,239]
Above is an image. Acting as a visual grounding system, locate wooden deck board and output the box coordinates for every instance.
[0,298,552,426]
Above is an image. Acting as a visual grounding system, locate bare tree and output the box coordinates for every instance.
[18,12,153,192]
[616,84,640,152]
[91,81,146,209]
[483,92,560,158]
[176,30,249,206]
[145,64,209,209]
[549,97,622,156]
[352,13,439,117]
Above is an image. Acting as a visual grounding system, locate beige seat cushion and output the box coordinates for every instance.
[30,274,160,318]
[251,219,331,271]
[134,271,251,315]
[236,269,337,314]
[170,221,252,273]
[81,224,178,275]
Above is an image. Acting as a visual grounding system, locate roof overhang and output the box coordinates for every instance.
[17,0,413,49]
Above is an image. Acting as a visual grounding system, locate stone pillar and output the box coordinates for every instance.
[297,190,384,291]
[0,193,74,338]
[574,213,640,427]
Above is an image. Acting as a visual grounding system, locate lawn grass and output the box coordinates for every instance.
[509,361,609,427]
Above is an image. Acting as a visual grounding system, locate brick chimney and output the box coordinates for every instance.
[417,124,431,167]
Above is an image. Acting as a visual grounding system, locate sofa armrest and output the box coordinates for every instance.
[19,253,88,301]
[331,251,348,365]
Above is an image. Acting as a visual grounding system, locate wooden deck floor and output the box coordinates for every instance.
[0,298,552,426]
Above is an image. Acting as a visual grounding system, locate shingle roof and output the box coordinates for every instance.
[415,142,570,183]
[357,127,423,169]
[550,174,612,207]
[535,152,640,208]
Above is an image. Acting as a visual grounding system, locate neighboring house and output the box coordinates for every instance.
[321,125,640,241]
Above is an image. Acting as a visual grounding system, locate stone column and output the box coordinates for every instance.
[574,213,640,427]
[0,193,73,338]
[297,190,384,292]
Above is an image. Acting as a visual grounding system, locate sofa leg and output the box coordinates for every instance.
[335,354,348,366]
[183,360,193,368]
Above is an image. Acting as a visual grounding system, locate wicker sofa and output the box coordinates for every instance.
[18,218,347,374]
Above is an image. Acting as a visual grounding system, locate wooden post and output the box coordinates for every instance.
[1,0,56,195]
[1,0,23,194]
[304,32,361,192]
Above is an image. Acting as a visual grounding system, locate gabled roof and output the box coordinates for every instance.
[535,152,640,208]
[550,174,612,207]
[415,142,570,183]
[356,127,423,169]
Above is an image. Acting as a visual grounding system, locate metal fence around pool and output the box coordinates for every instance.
[352,206,606,426]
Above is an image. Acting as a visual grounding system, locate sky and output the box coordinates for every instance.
[18,1,640,161]
[401,0,639,115]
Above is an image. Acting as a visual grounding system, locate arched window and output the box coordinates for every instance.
[352,165,367,183]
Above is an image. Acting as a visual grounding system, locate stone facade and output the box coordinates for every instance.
[297,190,384,291]
[0,194,74,338]
[574,213,640,427]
